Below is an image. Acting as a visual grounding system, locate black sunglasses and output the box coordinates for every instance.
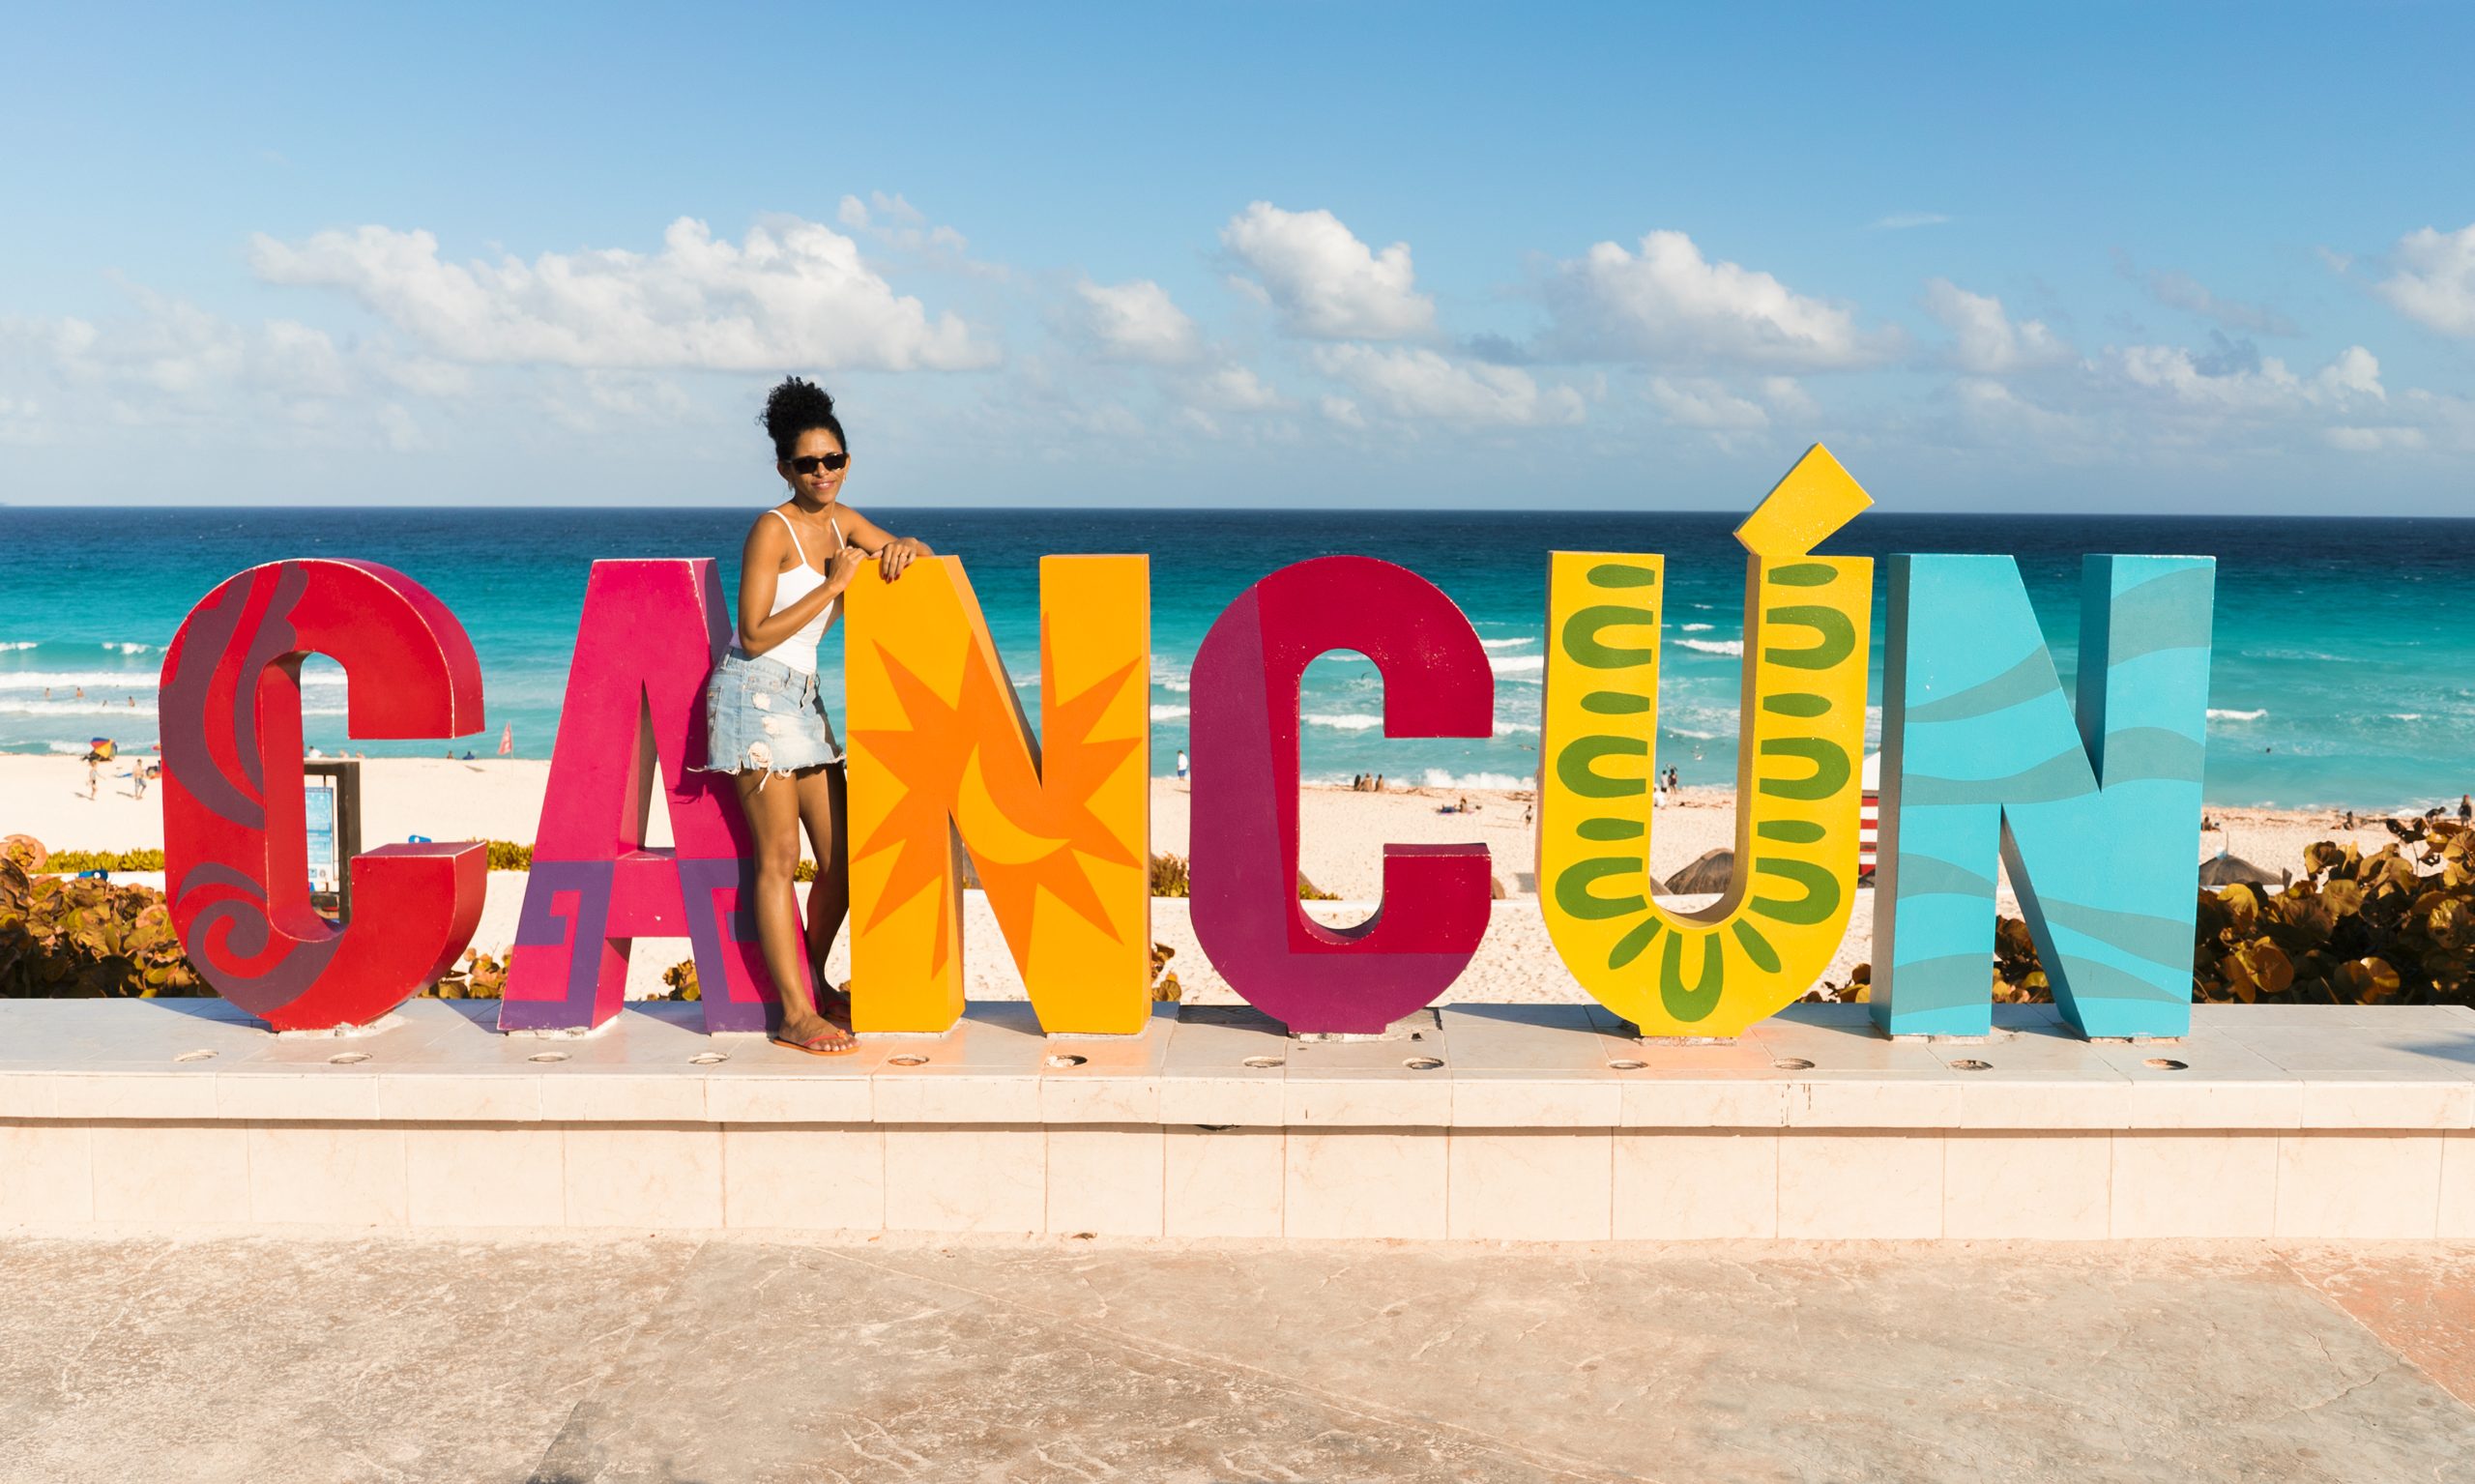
[788,452,849,475]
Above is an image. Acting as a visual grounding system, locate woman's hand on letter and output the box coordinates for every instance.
[879,536,925,582]
[828,542,870,590]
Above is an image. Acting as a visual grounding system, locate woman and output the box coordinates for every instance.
[701,377,931,1055]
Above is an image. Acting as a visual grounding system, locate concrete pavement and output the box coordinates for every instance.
[1,1235,2470,1482]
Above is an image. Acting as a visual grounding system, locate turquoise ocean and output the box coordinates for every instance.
[2,508,2469,812]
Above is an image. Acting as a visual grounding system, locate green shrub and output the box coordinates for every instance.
[0,860,207,998]
[1148,851,1334,900]
[37,848,168,874]
[2195,818,2475,1004]
[1828,818,2475,1007]
[1149,853,1190,898]
[424,948,508,999]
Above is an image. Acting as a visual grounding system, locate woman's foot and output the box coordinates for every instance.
[771,1014,857,1056]
[816,980,855,1026]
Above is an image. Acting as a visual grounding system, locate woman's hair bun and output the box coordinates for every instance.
[760,376,847,459]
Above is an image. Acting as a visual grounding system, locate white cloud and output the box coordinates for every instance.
[1071,278,1203,364]
[1761,376,1819,421]
[1186,363,1283,411]
[2323,424,2427,452]
[833,192,996,277]
[1869,212,1950,231]
[2111,342,2383,411]
[375,402,424,451]
[2140,268,2298,336]
[249,216,997,372]
[1221,203,1436,340]
[1921,278,2070,374]
[1319,394,1366,429]
[0,393,44,445]
[1648,377,1767,431]
[1311,344,1583,426]
[370,352,476,399]
[1544,230,1896,368]
[2398,390,2475,452]
[2375,222,2475,336]
[6,288,351,402]
[0,279,738,455]
[1951,375,2086,444]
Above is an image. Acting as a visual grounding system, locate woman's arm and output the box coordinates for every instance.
[836,506,933,582]
[735,515,846,655]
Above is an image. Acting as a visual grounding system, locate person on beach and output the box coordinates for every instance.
[698,377,931,1057]
[2460,795,2471,824]
[1176,748,1189,786]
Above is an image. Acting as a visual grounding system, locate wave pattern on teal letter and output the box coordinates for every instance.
[1875,556,2215,1039]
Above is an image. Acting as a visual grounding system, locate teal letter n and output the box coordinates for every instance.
[1875,554,2215,1040]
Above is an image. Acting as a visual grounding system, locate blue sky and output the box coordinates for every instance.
[4,2,2472,512]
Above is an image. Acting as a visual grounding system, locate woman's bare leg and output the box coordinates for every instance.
[735,769,850,1049]
[795,763,852,1018]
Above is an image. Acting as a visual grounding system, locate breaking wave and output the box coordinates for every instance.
[1419,769,1529,790]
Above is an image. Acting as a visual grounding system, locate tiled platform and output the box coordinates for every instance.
[3,999,2473,1240]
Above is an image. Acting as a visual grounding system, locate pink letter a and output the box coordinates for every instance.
[500,559,777,1033]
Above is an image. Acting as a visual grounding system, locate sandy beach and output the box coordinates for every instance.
[0,754,2425,1007]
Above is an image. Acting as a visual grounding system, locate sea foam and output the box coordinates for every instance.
[1419,769,1529,790]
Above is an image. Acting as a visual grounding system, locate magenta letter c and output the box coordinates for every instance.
[1189,556,1494,1033]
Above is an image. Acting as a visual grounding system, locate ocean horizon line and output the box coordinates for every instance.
[11,502,2475,526]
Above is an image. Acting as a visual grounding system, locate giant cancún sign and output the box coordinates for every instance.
[159,447,2214,1042]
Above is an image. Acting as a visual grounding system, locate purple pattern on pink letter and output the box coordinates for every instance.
[160,560,488,1031]
[500,559,775,1033]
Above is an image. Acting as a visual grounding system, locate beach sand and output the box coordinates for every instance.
[0,755,2423,1007]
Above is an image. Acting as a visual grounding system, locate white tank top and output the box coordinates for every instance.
[760,508,844,675]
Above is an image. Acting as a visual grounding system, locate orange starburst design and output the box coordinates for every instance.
[848,639,1143,974]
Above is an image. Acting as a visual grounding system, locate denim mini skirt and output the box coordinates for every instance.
[698,649,842,775]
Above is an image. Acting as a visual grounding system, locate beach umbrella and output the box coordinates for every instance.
[87,738,115,761]
[1665,848,1735,894]
[498,723,513,757]
[2198,854,2286,888]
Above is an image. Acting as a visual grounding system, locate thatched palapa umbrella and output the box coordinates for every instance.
[1665,848,1735,894]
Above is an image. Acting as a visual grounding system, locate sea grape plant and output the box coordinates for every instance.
[0,858,207,998]
[1826,817,2475,1008]
[2194,818,2475,1005]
